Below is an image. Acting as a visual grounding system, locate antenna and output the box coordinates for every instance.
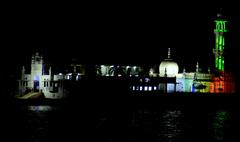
[217,8,223,17]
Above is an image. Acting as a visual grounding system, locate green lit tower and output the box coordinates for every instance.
[213,13,227,72]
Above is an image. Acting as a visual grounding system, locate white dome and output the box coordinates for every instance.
[159,59,179,77]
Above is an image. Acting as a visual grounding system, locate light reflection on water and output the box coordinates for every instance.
[17,104,240,142]
[27,105,55,112]
[160,110,183,142]
[24,105,56,142]
[212,110,230,141]
[127,108,184,142]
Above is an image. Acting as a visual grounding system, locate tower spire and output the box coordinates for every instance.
[196,62,199,72]
[168,48,171,59]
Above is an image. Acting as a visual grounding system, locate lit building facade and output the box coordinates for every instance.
[164,13,235,93]
[17,13,235,97]
[18,52,69,99]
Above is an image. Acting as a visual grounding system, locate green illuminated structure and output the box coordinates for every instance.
[214,18,227,71]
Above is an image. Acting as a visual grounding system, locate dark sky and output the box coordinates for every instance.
[2,5,239,75]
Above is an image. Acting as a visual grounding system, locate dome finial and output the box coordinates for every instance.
[196,62,199,72]
[159,48,179,77]
[168,48,171,59]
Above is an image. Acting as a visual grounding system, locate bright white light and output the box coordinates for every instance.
[132,86,135,90]
[76,75,80,80]
[149,86,152,91]
[154,86,157,90]
[133,66,137,70]
[144,86,148,91]
[140,86,142,91]
[159,60,179,77]
[59,73,63,75]
[149,68,154,75]
[100,65,108,76]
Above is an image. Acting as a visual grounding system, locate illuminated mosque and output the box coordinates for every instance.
[17,13,235,99]
[18,52,69,99]
[94,13,236,93]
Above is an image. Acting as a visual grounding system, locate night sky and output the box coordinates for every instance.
[2,5,239,76]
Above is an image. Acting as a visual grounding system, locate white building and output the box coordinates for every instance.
[18,52,68,99]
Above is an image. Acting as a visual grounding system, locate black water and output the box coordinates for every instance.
[1,94,240,142]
